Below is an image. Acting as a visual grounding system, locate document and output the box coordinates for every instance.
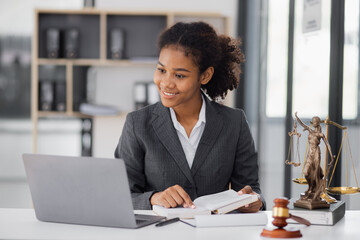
[181,212,268,227]
[152,190,258,219]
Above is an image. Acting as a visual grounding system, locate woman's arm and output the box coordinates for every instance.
[115,112,194,210]
[115,113,155,210]
[230,110,266,211]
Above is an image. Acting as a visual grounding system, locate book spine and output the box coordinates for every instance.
[332,201,346,225]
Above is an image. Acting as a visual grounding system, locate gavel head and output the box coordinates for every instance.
[272,197,290,228]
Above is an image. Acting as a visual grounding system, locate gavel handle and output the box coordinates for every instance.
[289,214,311,226]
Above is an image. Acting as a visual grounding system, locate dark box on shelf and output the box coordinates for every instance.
[46,28,61,58]
[110,28,125,59]
[39,81,54,111]
[65,28,80,58]
[55,81,66,111]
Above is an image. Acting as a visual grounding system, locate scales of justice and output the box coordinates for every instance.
[285,112,360,210]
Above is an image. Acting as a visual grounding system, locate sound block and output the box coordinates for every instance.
[261,227,302,238]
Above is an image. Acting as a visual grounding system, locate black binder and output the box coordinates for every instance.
[46,28,60,58]
[65,28,79,58]
[110,29,125,59]
[39,81,54,111]
[55,81,66,111]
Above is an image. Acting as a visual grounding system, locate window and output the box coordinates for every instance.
[343,0,359,119]
[292,0,331,119]
[265,0,289,118]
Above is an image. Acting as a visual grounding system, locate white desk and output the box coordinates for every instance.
[0,208,359,240]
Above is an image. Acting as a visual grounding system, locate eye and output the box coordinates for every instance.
[157,68,166,74]
[175,73,184,79]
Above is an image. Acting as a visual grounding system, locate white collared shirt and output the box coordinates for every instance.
[170,96,206,168]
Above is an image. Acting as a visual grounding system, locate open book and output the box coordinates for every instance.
[152,189,258,219]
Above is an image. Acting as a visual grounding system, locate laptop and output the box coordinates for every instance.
[23,153,165,228]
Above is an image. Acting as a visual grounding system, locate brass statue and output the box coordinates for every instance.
[293,112,335,209]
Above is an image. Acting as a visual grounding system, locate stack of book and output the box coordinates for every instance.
[288,199,346,225]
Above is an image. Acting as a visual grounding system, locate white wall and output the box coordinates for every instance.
[0,0,83,35]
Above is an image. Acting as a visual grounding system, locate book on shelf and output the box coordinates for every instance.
[181,212,268,228]
[288,199,345,226]
[152,189,258,219]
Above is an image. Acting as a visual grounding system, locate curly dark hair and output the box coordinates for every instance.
[157,21,245,100]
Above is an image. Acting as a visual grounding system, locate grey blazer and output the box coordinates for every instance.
[115,96,265,210]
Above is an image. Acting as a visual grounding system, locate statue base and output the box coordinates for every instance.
[294,197,330,210]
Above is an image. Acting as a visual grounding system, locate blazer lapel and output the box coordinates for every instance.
[152,103,195,186]
[191,98,223,175]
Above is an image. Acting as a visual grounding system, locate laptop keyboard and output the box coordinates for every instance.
[136,219,148,225]
[135,214,165,226]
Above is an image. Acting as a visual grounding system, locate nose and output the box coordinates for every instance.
[160,74,175,89]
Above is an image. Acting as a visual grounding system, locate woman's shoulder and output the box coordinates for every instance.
[126,102,164,121]
[209,100,246,119]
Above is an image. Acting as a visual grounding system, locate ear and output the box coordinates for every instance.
[200,67,214,85]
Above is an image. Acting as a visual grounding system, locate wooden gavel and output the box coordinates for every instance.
[272,197,310,227]
[261,198,310,238]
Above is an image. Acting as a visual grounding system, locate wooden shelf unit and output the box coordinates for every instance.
[31,8,228,154]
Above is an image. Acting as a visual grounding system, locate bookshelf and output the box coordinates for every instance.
[31,9,228,155]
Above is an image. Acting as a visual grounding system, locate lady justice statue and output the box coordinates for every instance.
[293,112,335,209]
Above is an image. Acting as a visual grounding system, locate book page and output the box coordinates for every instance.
[152,205,210,219]
[193,190,251,211]
[153,190,254,219]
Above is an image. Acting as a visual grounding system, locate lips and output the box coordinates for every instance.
[163,91,177,96]
[161,90,179,98]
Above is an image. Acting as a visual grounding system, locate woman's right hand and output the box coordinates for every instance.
[150,184,195,208]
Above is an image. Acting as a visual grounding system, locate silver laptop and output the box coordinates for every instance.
[23,153,165,228]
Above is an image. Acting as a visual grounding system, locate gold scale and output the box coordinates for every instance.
[286,116,359,203]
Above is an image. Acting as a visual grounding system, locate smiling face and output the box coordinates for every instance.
[154,46,205,111]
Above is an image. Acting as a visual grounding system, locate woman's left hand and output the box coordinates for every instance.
[236,185,262,213]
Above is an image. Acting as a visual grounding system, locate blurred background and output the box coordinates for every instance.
[0,0,359,210]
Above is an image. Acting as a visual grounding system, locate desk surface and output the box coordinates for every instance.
[0,208,359,240]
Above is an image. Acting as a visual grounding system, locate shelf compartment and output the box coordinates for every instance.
[38,13,100,59]
[38,65,66,112]
[106,14,167,60]
[72,66,89,112]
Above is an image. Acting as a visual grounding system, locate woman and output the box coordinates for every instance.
[115,22,265,212]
